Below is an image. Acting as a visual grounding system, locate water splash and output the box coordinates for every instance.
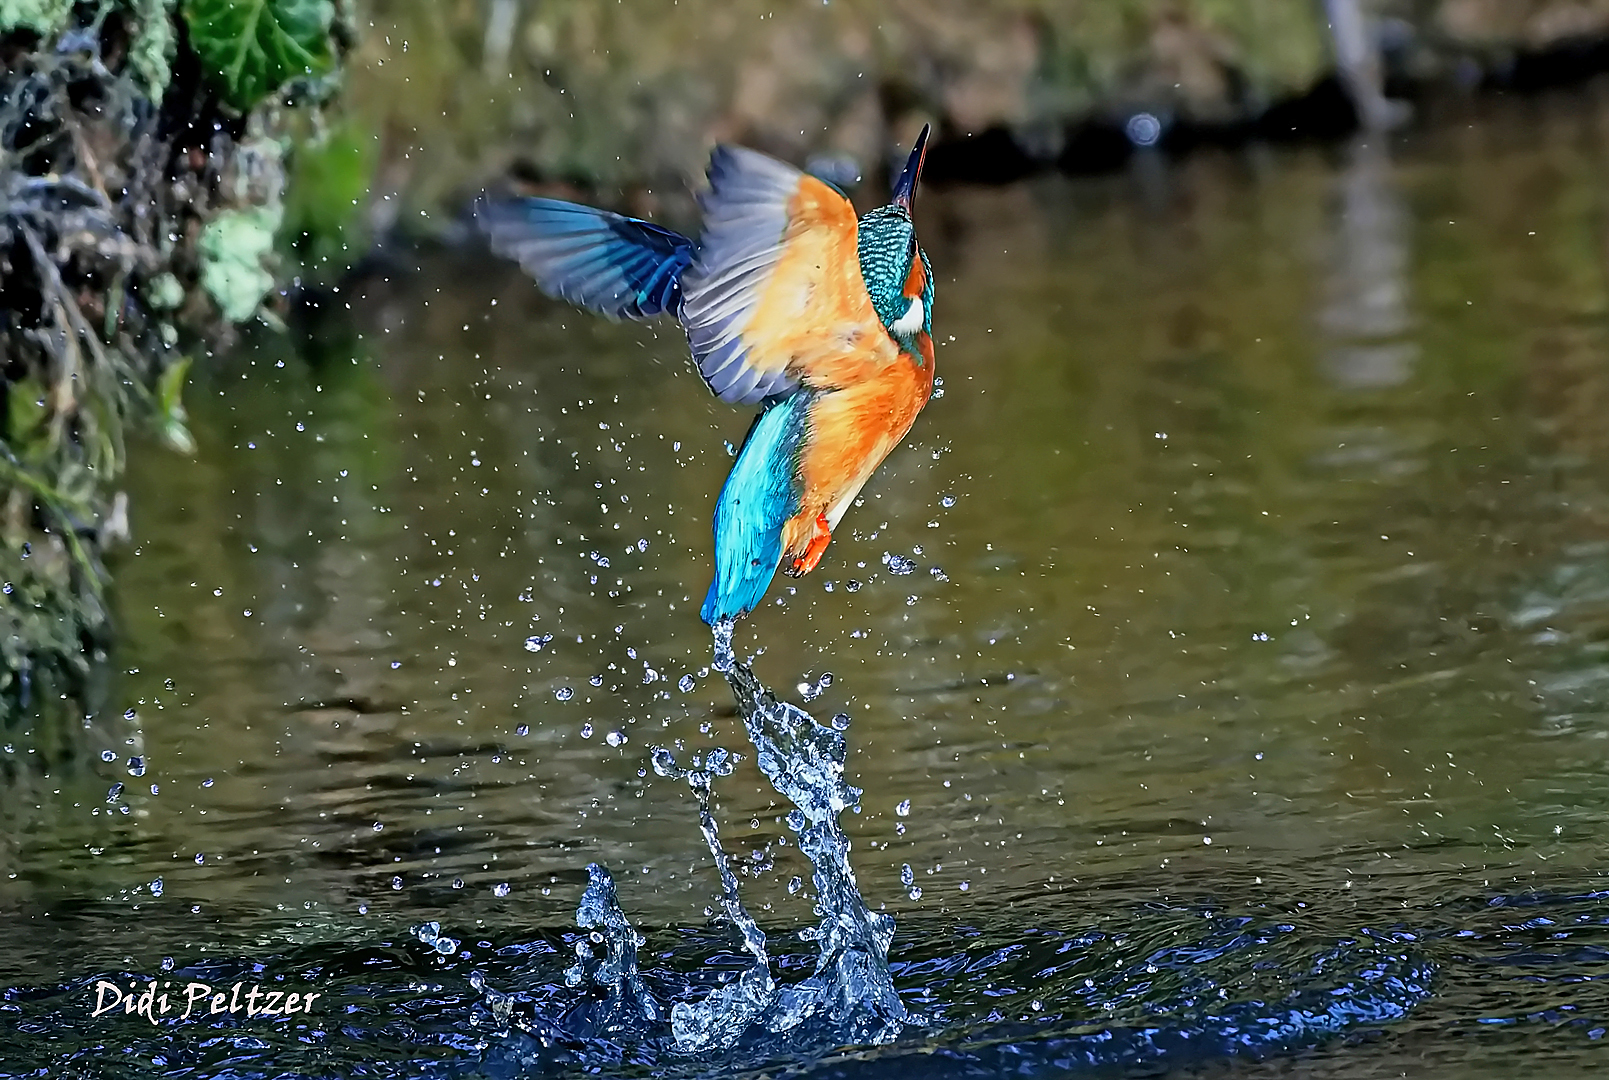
[562,864,665,1041]
[557,622,912,1055]
[711,617,736,674]
[651,746,778,1051]
[719,658,910,1044]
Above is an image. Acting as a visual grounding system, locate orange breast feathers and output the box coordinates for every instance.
[738,177,905,391]
[779,351,934,572]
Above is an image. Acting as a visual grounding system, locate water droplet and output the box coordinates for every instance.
[831,712,850,731]
[100,749,116,762]
[908,885,922,900]
[494,882,511,897]
[606,730,625,747]
[580,723,594,738]
[900,864,914,887]
[788,876,803,894]
[895,799,911,817]
[524,634,553,653]
[194,853,204,864]
[882,552,916,575]
[590,674,604,686]
[127,756,145,777]
[392,876,403,890]
[150,878,163,897]
[105,783,123,804]
[202,778,213,788]
[452,878,464,890]
[516,723,529,736]
[845,580,862,592]
[1125,111,1163,147]
[372,822,384,832]
[555,686,574,701]
[678,674,695,693]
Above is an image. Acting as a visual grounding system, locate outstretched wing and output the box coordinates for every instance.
[679,147,895,406]
[476,197,694,320]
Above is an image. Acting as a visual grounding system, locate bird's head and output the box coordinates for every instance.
[857,125,933,357]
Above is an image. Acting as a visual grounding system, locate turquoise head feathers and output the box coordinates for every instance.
[857,206,925,329]
[857,126,933,351]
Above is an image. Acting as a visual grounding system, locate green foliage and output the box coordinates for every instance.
[0,0,70,35]
[6,377,50,462]
[1,0,349,719]
[156,356,196,454]
[182,0,335,110]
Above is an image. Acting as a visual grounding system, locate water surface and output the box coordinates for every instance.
[6,92,1609,1076]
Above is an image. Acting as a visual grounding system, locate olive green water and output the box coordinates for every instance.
[7,93,1609,1075]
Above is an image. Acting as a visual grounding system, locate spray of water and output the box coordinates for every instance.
[558,618,912,1053]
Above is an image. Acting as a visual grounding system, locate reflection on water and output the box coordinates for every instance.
[8,92,1609,1075]
[1319,137,1416,389]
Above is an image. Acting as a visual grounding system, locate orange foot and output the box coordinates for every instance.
[784,514,832,576]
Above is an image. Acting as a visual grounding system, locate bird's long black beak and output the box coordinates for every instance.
[893,124,930,212]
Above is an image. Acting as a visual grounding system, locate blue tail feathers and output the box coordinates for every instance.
[476,196,694,320]
[701,394,811,624]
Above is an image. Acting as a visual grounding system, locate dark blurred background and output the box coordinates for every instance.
[340,0,1609,215]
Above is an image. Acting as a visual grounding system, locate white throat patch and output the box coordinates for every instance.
[890,295,924,336]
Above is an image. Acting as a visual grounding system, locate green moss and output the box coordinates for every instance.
[146,272,185,311]
[129,0,177,98]
[0,0,70,35]
[199,204,284,322]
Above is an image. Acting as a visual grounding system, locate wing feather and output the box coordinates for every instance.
[477,197,694,320]
[679,147,895,405]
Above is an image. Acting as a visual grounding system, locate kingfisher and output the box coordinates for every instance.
[478,127,935,627]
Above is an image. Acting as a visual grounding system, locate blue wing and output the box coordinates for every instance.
[476,196,695,320]
[701,392,811,624]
